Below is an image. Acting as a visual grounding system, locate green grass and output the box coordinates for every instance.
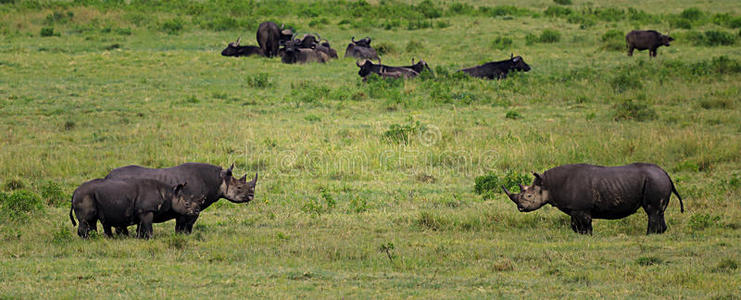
[1,0,740,298]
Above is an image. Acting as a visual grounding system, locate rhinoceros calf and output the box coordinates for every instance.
[70,179,202,239]
[502,163,684,235]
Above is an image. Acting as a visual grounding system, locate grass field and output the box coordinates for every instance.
[1,0,740,298]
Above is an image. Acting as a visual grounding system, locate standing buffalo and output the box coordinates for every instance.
[221,37,264,57]
[356,60,419,79]
[281,39,329,64]
[459,54,531,79]
[626,30,674,57]
[257,22,293,57]
[105,163,258,234]
[70,179,202,239]
[345,36,380,61]
[501,163,684,235]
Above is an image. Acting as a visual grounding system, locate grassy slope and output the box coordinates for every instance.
[1,0,740,298]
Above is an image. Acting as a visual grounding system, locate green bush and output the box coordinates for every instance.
[491,36,513,50]
[39,181,66,207]
[383,116,420,145]
[474,171,530,200]
[613,99,657,121]
[699,30,736,46]
[505,110,522,120]
[161,17,184,34]
[688,213,720,230]
[374,42,395,56]
[601,29,625,51]
[636,256,663,266]
[414,0,442,18]
[1,190,44,221]
[40,27,58,37]
[544,6,572,17]
[610,73,642,93]
[247,73,273,89]
[553,0,572,5]
[3,178,25,191]
[679,7,704,22]
[405,40,424,52]
[671,18,693,29]
[527,29,561,44]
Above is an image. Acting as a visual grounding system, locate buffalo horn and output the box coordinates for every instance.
[235,36,241,46]
[518,183,525,192]
[251,172,258,184]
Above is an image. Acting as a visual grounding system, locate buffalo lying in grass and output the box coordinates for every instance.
[459,54,531,79]
[356,59,420,80]
[345,36,380,61]
[502,163,684,235]
[221,37,264,57]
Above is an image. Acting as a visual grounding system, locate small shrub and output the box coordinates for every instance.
[416,211,447,231]
[553,0,572,5]
[161,18,184,34]
[374,42,395,56]
[539,29,561,43]
[505,110,522,120]
[700,30,736,46]
[613,99,656,121]
[679,7,703,22]
[610,73,642,93]
[1,190,44,221]
[636,256,663,266]
[601,29,625,51]
[474,171,530,200]
[3,178,25,191]
[415,0,442,18]
[349,197,368,213]
[688,213,720,230]
[405,40,424,52]
[63,120,76,130]
[40,181,66,207]
[544,6,572,17]
[407,19,432,30]
[491,36,513,50]
[436,20,450,28]
[671,18,693,30]
[304,114,321,122]
[448,3,475,15]
[183,95,200,104]
[164,233,188,249]
[383,116,420,145]
[247,73,273,88]
[40,27,58,37]
[51,225,74,244]
[713,259,738,273]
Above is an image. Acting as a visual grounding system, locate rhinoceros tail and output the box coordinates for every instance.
[69,194,77,226]
[672,183,684,213]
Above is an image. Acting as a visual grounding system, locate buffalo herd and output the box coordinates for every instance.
[69,24,683,239]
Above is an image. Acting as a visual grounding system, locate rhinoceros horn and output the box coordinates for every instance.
[501,185,519,204]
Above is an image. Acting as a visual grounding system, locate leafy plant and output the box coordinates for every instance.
[612,99,657,121]
[1,190,44,222]
[383,116,420,145]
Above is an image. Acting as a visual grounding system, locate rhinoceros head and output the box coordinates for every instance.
[501,172,549,212]
[220,164,258,203]
[170,183,204,216]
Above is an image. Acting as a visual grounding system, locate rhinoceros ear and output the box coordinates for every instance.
[532,172,544,186]
[173,182,187,194]
[221,164,234,179]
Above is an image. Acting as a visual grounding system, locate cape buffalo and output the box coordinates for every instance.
[501,163,684,235]
[105,163,258,234]
[344,36,380,61]
[70,179,202,239]
[297,33,321,49]
[281,39,329,64]
[257,22,293,57]
[404,58,432,74]
[626,30,674,57]
[221,37,264,57]
[459,54,531,79]
[317,41,338,59]
[356,59,419,79]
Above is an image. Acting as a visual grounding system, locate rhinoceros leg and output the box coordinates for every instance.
[115,226,129,236]
[644,204,667,234]
[102,224,114,238]
[570,211,593,235]
[136,212,154,239]
[175,215,197,234]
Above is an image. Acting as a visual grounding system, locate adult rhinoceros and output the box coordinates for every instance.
[502,163,684,235]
